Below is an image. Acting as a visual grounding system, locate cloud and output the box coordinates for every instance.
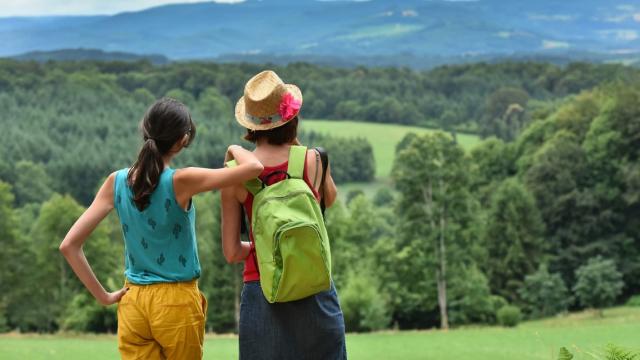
[617,4,635,12]
[599,29,639,41]
[542,40,570,49]
[603,15,629,23]
[0,0,244,17]
[529,13,574,21]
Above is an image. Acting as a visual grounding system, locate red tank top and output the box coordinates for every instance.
[242,159,320,282]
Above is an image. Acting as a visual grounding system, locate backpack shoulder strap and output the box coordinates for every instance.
[314,147,329,216]
[225,160,262,195]
[287,145,307,179]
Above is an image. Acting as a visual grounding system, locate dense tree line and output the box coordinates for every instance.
[317,82,639,331]
[2,59,638,142]
[0,59,638,333]
[381,83,639,329]
[0,60,374,206]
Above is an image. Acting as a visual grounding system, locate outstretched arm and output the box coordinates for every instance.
[220,187,251,263]
[59,173,128,306]
[174,145,263,203]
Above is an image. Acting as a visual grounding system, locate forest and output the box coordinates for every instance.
[0,59,638,333]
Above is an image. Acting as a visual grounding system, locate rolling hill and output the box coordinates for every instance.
[302,120,481,178]
[0,0,638,64]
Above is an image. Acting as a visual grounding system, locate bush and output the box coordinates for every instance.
[496,305,521,327]
[340,271,390,332]
[489,295,508,324]
[346,190,365,204]
[558,344,640,360]
[0,312,8,333]
[519,264,570,318]
[604,343,640,359]
[626,295,640,307]
[373,187,395,207]
[557,347,574,360]
[573,256,624,313]
[448,266,495,325]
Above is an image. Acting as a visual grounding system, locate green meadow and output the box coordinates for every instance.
[2,307,638,360]
[302,120,481,178]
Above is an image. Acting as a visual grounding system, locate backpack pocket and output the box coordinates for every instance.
[267,221,331,303]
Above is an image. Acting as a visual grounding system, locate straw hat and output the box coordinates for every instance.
[235,70,303,131]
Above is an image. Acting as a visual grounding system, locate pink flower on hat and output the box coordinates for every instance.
[278,92,301,122]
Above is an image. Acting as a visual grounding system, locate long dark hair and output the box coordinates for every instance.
[128,97,196,210]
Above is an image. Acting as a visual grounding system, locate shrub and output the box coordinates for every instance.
[340,271,390,332]
[448,265,495,325]
[557,344,640,360]
[626,295,640,307]
[496,305,521,327]
[373,187,395,206]
[557,347,574,360]
[604,343,639,360]
[519,264,570,318]
[0,312,8,333]
[346,190,365,204]
[573,256,624,314]
[489,295,508,324]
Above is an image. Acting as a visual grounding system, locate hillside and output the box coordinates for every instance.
[303,120,480,178]
[0,0,638,63]
[11,48,169,64]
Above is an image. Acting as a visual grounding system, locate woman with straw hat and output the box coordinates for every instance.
[221,70,347,359]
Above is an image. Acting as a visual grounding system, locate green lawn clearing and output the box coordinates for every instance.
[302,120,481,178]
[1,307,638,360]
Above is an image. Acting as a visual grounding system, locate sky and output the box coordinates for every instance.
[0,0,244,17]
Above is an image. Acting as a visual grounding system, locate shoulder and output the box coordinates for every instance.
[305,148,321,171]
[111,168,130,183]
[95,171,119,205]
[305,148,318,165]
[106,171,120,187]
[169,167,189,185]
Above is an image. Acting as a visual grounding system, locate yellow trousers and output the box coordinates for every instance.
[117,280,207,360]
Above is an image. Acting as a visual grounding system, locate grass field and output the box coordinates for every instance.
[302,120,481,178]
[2,307,638,360]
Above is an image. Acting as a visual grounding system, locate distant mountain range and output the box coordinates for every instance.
[1,0,639,66]
[12,48,169,64]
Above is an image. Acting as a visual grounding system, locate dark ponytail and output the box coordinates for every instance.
[128,98,195,210]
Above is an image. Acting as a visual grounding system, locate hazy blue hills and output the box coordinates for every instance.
[1,0,638,64]
[11,48,169,64]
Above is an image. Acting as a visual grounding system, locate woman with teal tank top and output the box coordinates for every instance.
[60,97,264,360]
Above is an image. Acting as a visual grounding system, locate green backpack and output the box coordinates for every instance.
[228,145,332,303]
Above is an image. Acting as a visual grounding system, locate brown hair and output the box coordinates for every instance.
[128,98,196,210]
[244,117,298,145]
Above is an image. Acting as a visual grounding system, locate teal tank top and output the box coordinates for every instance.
[113,168,200,284]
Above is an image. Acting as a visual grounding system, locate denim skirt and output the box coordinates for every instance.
[239,281,347,360]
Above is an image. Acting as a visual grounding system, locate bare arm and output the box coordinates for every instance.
[306,149,338,208]
[59,173,128,306]
[220,186,251,263]
[174,145,263,204]
[322,164,338,208]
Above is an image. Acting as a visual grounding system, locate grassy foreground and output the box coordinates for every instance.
[302,120,481,178]
[1,307,638,360]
